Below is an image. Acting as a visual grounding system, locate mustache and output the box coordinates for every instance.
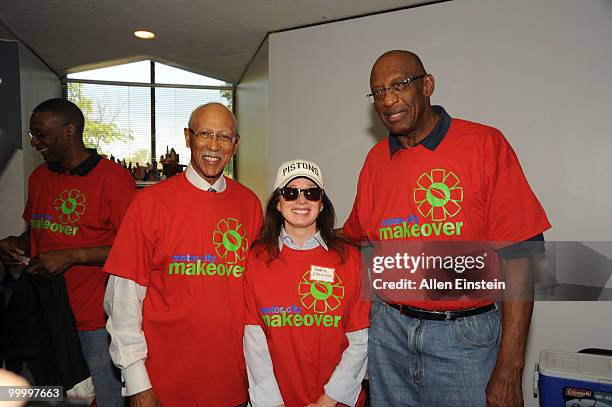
[201,150,223,159]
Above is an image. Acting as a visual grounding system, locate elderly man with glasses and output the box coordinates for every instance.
[0,98,136,406]
[104,102,263,407]
[343,50,551,406]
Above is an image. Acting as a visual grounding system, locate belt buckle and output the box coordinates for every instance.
[443,311,453,320]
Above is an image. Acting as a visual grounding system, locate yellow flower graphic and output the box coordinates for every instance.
[53,189,86,224]
[298,270,344,314]
[213,218,248,264]
[413,169,463,221]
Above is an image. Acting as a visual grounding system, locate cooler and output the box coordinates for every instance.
[535,350,612,406]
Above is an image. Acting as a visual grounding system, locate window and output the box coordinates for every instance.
[66,61,234,176]
[67,82,151,164]
[67,60,151,83]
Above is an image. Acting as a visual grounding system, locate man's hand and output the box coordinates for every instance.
[305,393,337,407]
[486,256,535,407]
[0,236,28,266]
[25,249,80,276]
[486,365,524,406]
[130,389,161,407]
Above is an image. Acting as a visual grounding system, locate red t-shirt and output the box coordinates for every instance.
[23,158,136,330]
[344,117,551,310]
[245,244,370,407]
[104,173,263,407]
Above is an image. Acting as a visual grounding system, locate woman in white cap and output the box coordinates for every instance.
[244,159,370,407]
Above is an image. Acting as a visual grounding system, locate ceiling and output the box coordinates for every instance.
[0,0,432,84]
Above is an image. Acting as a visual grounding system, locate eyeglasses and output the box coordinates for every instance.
[188,128,238,146]
[279,186,324,202]
[28,123,70,139]
[366,74,427,101]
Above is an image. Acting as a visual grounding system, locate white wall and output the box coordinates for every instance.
[236,37,270,204]
[266,0,612,404]
[0,28,61,238]
[19,43,61,187]
[268,0,612,235]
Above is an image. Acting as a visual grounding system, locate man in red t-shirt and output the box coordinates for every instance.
[104,103,263,407]
[0,98,136,406]
[344,51,551,406]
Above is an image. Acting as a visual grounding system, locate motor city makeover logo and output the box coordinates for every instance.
[213,217,248,264]
[298,269,344,313]
[30,189,86,236]
[167,217,248,278]
[260,267,344,329]
[378,169,464,240]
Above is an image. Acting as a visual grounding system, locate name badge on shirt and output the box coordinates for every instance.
[310,265,335,283]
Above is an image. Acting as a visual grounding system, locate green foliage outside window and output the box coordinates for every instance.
[67,82,135,156]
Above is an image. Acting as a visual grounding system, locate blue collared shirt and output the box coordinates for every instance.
[278,228,329,252]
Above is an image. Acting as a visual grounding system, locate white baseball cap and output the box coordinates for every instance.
[273,159,324,190]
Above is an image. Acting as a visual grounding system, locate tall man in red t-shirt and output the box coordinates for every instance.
[104,103,263,407]
[0,98,136,406]
[343,51,551,406]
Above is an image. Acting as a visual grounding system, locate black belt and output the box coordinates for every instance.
[388,303,495,321]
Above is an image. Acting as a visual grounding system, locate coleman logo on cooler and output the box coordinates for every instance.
[564,387,593,399]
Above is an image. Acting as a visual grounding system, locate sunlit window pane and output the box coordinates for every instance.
[154,62,228,87]
[67,82,151,165]
[155,87,231,166]
[67,60,151,83]
[66,61,234,179]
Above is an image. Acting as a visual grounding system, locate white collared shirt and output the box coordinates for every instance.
[185,162,226,192]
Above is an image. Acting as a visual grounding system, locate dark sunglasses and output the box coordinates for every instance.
[279,186,324,202]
